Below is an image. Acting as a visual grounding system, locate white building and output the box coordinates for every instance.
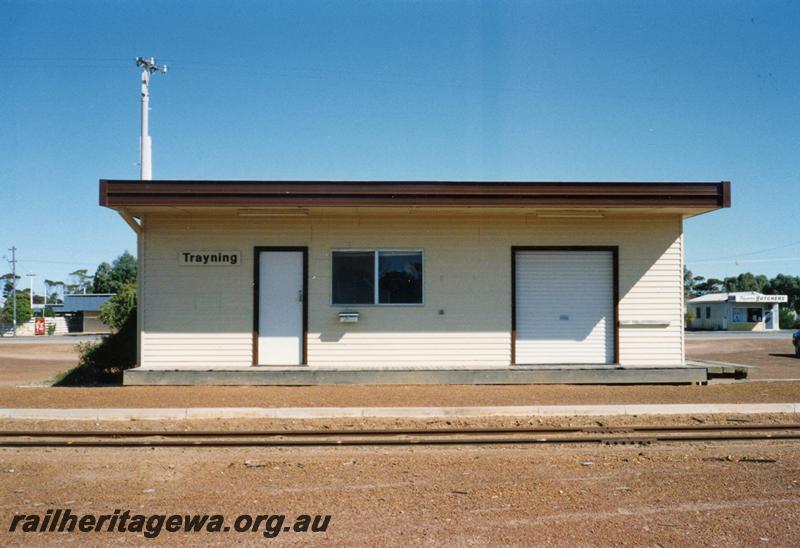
[99,179,731,385]
[687,292,787,331]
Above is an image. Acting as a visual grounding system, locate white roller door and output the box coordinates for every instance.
[514,250,614,365]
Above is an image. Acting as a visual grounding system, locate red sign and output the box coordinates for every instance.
[34,317,45,336]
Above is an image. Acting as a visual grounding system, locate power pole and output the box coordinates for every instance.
[26,272,35,309]
[135,57,167,181]
[8,246,17,336]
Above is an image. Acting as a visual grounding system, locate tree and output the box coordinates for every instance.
[1,289,32,325]
[1,273,20,299]
[684,270,724,297]
[68,268,92,294]
[86,252,137,295]
[44,280,64,304]
[765,274,800,312]
[695,278,724,295]
[43,279,54,304]
[99,281,137,330]
[92,262,113,293]
[723,272,768,293]
[684,267,696,299]
[108,251,137,293]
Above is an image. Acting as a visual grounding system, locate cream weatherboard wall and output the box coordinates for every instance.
[138,210,685,369]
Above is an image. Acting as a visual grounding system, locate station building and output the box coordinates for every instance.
[99,180,731,385]
[687,292,787,331]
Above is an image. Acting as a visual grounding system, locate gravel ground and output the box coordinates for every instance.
[0,344,79,386]
[0,412,797,433]
[0,336,101,346]
[686,331,794,340]
[1,432,797,545]
[1,338,798,409]
[2,381,800,409]
[686,338,800,380]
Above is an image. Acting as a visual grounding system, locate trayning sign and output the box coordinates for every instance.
[179,251,241,266]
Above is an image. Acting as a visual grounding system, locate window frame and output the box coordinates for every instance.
[330,248,425,307]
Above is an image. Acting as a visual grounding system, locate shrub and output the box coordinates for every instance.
[99,282,136,330]
[58,309,137,385]
[46,322,56,336]
[779,308,799,329]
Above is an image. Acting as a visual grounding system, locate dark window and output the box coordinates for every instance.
[378,252,423,304]
[332,251,374,304]
[706,306,711,319]
[747,307,763,322]
[332,250,424,305]
[696,307,701,318]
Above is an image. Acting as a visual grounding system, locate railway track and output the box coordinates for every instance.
[2,423,800,447]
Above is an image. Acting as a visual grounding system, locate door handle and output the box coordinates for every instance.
[298,290,303,302]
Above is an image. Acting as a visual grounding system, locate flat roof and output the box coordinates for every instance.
[60,293,115,312]
[100,180,730,211]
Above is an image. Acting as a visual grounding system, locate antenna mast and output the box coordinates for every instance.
[135,57,167,181]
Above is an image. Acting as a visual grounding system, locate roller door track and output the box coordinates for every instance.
[513,248,617,365]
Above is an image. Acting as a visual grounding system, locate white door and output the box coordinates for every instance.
[258,251,304,365]
[515,250,614,365]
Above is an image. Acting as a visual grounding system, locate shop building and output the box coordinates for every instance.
[687,292,787,331]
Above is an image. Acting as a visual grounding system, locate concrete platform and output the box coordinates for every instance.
[2,402,796,420]
[123,366,708,386]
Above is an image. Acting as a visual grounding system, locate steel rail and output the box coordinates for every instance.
[2,434,800,448]
[2,426,800,448]
[2,423,799,438]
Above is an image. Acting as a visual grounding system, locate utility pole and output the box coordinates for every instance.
[26,272,35,310]
[8,246,17,336]
[135,56,167,181]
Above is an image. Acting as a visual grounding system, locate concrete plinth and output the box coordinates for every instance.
[123,366,707,386]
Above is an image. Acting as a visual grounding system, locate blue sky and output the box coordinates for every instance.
[2,1,799,294]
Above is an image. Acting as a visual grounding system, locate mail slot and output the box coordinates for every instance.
[338,312,360,323]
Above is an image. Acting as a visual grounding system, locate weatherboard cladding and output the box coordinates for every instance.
[138,211,684,369]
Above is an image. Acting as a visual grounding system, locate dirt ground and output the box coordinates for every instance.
[1,433,798,545]
[1,336,799,545]
[0,412,797,433]
[1,381,799,409]
[0,344,79,386]
[0,338,798,409]
[686,338,800,380]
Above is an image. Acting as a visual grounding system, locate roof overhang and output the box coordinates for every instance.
[100,180,730,216]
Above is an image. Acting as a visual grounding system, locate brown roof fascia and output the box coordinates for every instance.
[99,180,731,209]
